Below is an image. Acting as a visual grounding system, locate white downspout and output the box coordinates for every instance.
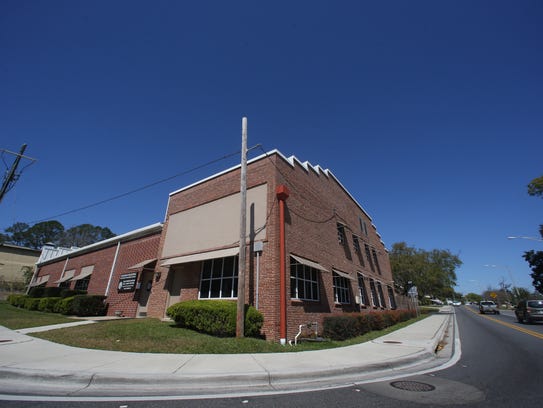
[105,242,121,296]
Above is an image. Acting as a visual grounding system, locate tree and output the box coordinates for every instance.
[524,249,543,294]
[59,224,115,247]
[4,222,30,246]
[465,292,482,303]
[389,242,462,301]
[25,221,65,249]
[2,221,115,249]
[527,175,543,198]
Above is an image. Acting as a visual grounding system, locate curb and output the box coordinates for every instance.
[0,312,454,398]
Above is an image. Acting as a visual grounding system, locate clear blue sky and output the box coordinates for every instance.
[1,1,541,296]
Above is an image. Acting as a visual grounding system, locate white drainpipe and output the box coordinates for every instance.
[105,242,121,296]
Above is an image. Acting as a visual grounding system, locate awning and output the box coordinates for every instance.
[128,258,157,270]
[290,254,329,272]
[29,275,50,287]
[161,247,239,266]
[54,270,75,284]
[332,268,356,281]
[72,265,94,281]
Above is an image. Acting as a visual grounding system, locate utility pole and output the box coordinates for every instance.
[236,117,248,338]
[0,144,32,204]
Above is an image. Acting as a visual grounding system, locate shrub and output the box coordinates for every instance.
[323,309,416,341]
[56,296,75,315]
[7,294,28,307]
[28,287,45,298]
[60,289,87,298]
[167,300,263,338]
[71,295,107,316]
[323,315,359,341]
[367,312,386,331]
[42,287,62,298]
[38,297,62,313]
[23,297,41,310]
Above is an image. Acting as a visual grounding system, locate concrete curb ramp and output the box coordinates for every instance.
[0,309,454,398]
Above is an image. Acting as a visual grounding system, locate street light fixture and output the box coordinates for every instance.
[507,236,543,242]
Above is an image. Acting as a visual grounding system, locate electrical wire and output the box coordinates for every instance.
[27,148,256,225]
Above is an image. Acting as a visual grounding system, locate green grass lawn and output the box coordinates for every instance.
[0,301,429,353]
[0,301,82,329]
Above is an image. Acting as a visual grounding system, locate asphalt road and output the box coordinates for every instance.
[3,305,542,408]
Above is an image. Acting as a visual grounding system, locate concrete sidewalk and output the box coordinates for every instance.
[0,308,456,398]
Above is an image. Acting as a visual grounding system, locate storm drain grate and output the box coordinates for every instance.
[0,340,11,343]
[390,381,436,392]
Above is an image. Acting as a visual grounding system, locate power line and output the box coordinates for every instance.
[27,148,255,225]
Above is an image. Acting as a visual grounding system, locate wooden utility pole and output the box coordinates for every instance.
[0,144,28,204]
[236,117,248,338]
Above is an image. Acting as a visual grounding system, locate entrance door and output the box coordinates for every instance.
[136,270,154,317]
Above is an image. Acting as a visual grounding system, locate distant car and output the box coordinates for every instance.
[515,300,543,324]
[479,301,500,314]
[452,301,462,306]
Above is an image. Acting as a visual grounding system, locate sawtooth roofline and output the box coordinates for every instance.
[168,149,382,241]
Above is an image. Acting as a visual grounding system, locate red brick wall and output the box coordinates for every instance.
[104,233,161,317]
[33,231,162,318]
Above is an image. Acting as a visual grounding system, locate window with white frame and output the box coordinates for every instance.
[290,257,320,301]
[199,256,238,299]
[333,271,351,304]
[357,273,369,306]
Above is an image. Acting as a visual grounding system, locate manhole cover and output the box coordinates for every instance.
[390,381,436,392]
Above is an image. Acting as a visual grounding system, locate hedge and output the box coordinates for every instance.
[38,297,62,313]
[323,309,417,341]
[7,293,106,316]
[167,300,264,338]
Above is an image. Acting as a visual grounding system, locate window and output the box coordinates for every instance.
[352,235,361,253]
[377,282,386,308]
[74,276,90,291]
[369,278,378,308]
[357,274,369,306]
[337,223,346,245]
[199,256,238,299]
[372,248,382,275]
[388,286,397,309]
[365,244,375,272]
[290,257,320,301]
[359,217,368,236]
[333,272,351,304]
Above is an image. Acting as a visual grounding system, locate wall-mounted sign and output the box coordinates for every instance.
[118,272,138,292]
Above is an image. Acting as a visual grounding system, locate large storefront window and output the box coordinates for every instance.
[199,256,238,299]
[290,257,320,301]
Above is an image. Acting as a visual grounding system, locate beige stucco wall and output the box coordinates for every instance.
[0,246,39,283]
[162,183,268,258]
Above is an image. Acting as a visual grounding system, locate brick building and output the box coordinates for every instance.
[148,150,397,343]
[32,150,398,343]
[33,223,162,318]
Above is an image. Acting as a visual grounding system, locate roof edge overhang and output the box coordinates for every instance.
[37,222,163,267]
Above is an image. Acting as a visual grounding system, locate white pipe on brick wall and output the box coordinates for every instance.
[105,241,121,296]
